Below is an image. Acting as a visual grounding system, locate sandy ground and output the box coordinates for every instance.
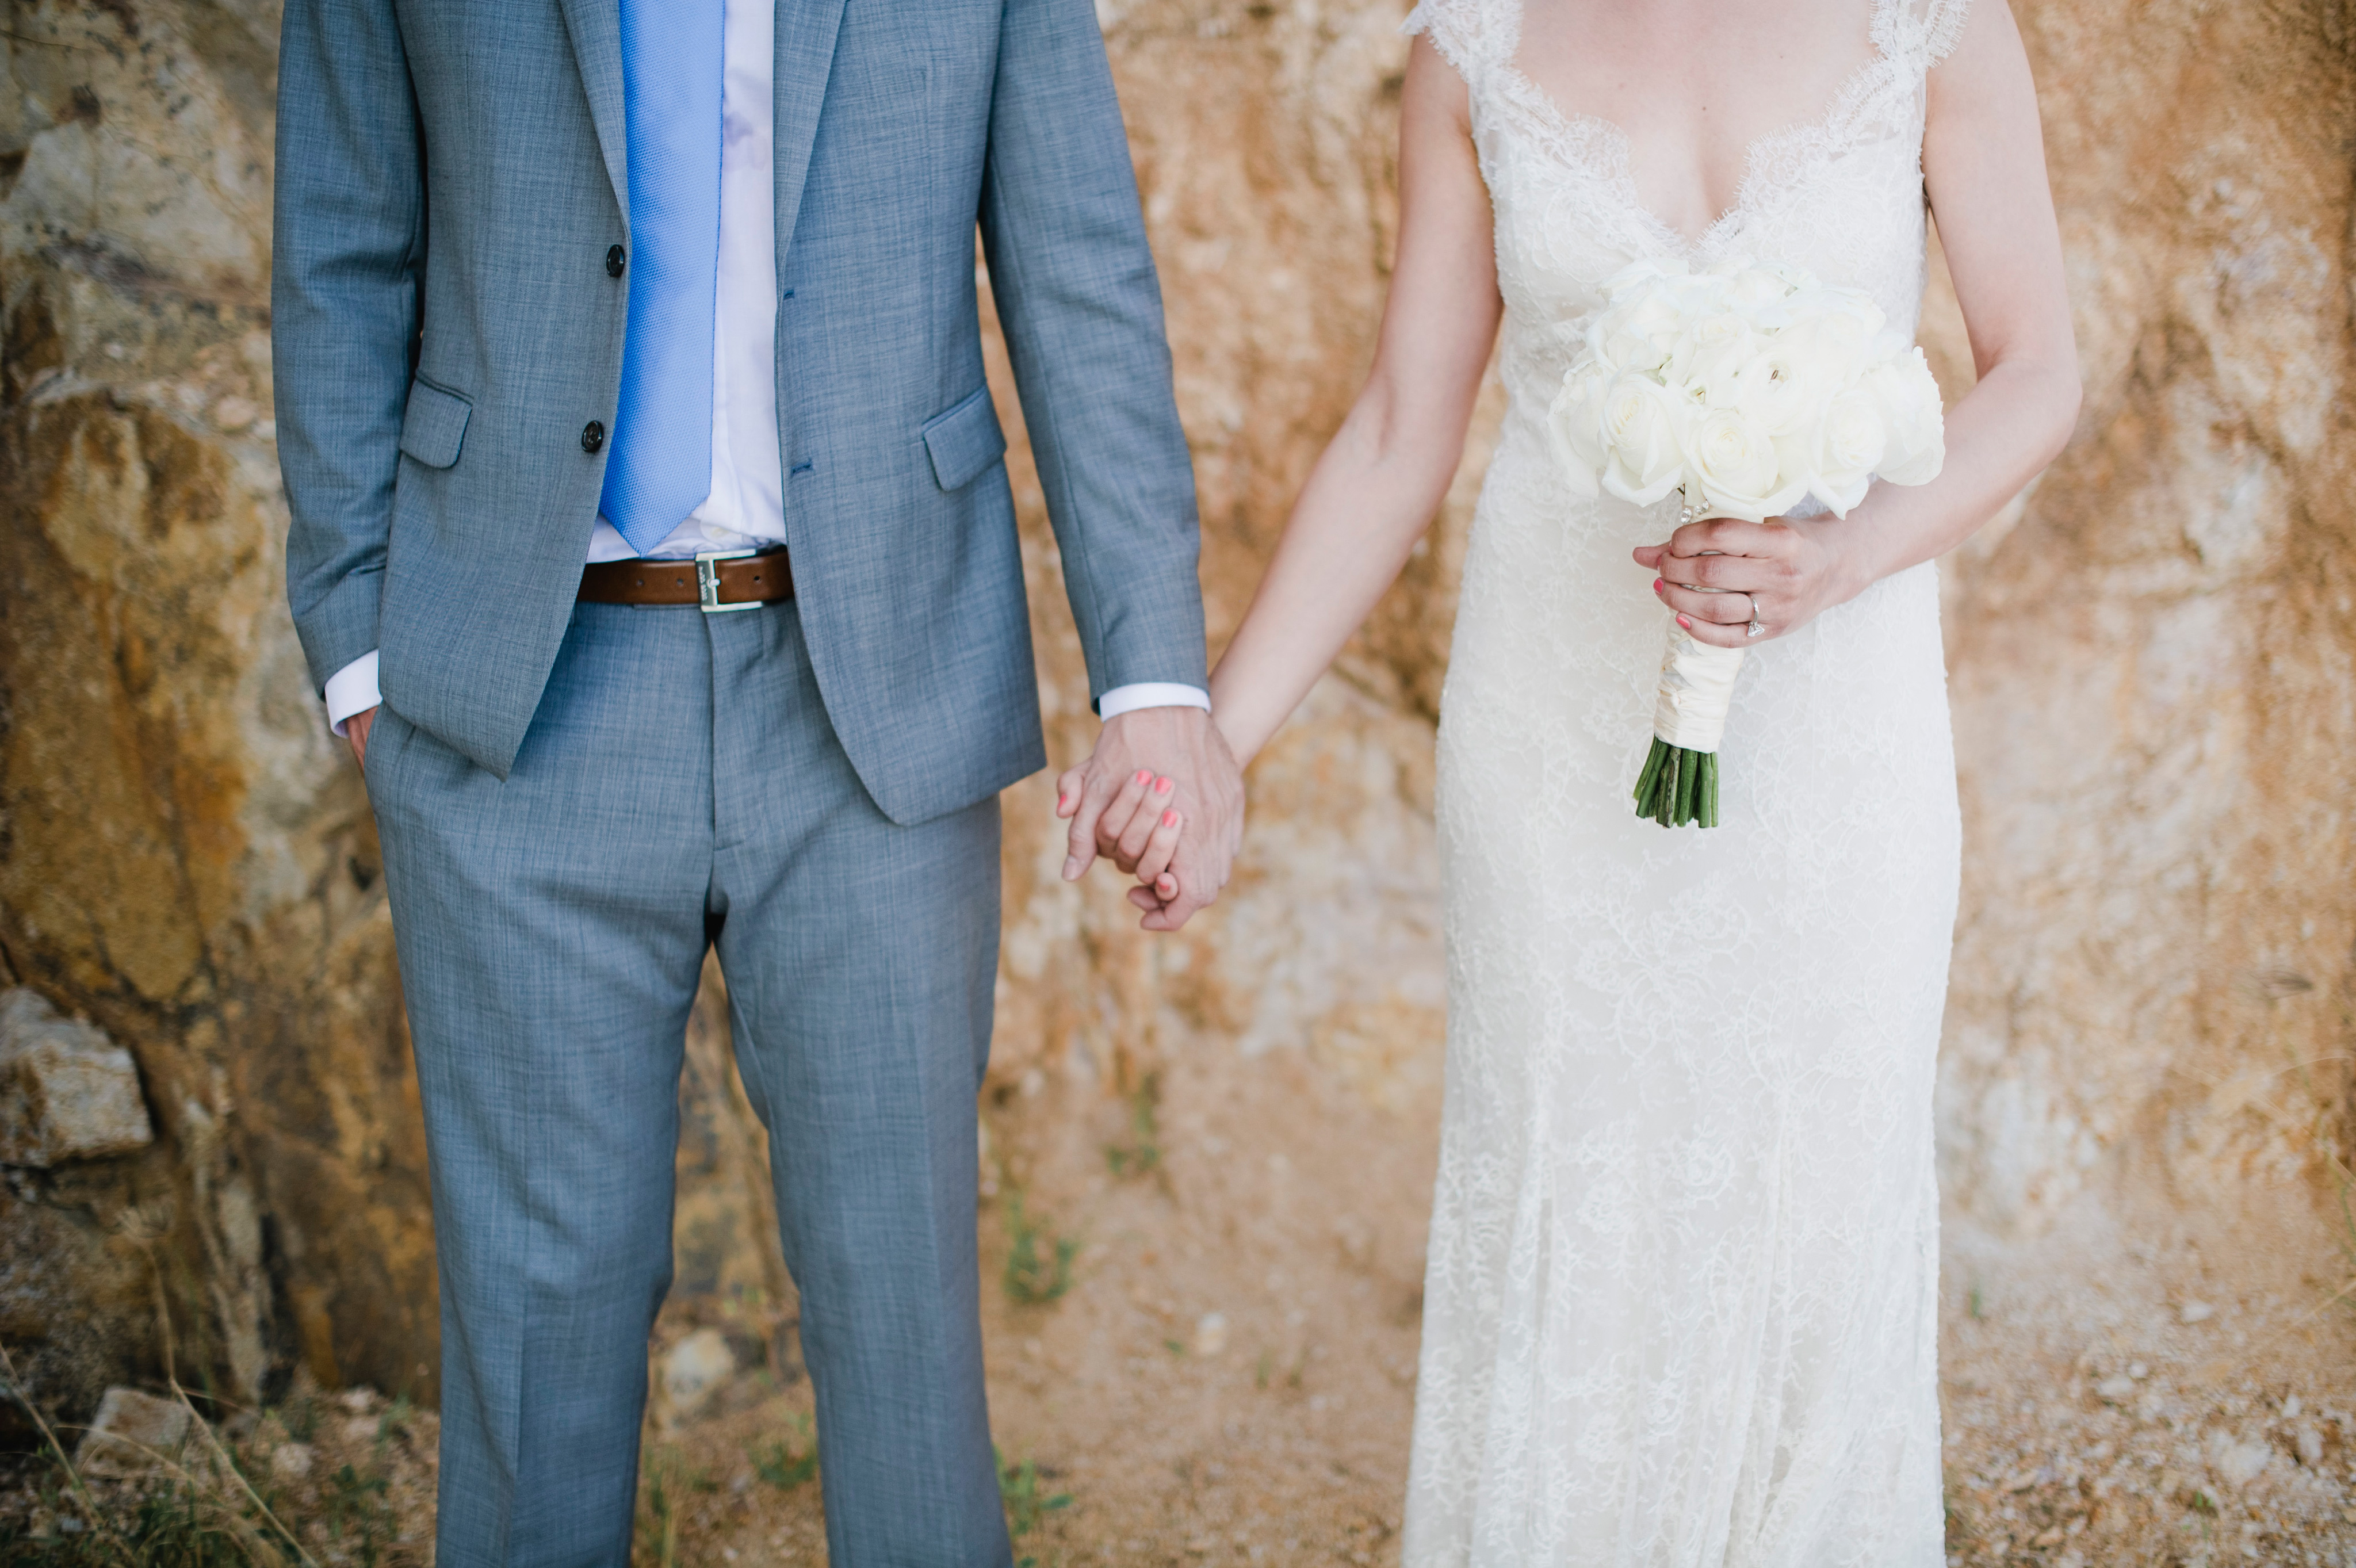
[9,1044,2351,1566]
[627,1046,2356,1568]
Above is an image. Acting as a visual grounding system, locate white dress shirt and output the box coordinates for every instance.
[325,0,1206,733]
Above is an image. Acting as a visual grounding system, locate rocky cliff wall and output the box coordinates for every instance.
[1,0,2349,1444]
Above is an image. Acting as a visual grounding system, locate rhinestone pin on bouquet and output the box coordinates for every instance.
[1547,257,1948,828]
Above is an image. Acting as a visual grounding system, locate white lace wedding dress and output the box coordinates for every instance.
[1403,0,1968,1562]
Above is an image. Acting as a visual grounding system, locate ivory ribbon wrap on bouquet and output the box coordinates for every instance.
[1652,626,1747,753]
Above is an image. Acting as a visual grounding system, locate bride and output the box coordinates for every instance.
[1103,0,2078,1559]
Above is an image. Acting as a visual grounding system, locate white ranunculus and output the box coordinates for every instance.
[1682,406,1808,521]
[1597,372,1691,506]
[1780,312,1870,392]
[1546,361,1613,498]
[1805,387,1890,517]
[1664,312,1756,403]
[1724,346,1820,437]
[1865,347,1946,486]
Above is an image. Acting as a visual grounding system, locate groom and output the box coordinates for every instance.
[273,0,1238,1561]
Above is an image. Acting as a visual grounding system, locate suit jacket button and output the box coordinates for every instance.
[606,245,626,278]
[581,420,605,453]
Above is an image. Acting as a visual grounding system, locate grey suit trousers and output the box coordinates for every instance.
[365,599,1012,1568]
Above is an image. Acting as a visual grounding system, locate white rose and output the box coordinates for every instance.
[1682,406,1809,522]
[1805,387,1890,517]
[1780,289,1886,376]
[1586,290,1683,373]
[1726,266,1793,309]
[1598,257,1688,301]
[1547,361,1613,498]
[1777,312,1871,391]
[1864,347,1946,486]
[1597,372,1692,507]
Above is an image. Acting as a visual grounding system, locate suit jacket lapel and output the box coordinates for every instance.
[558,0,632,221]
[772,0,850,268]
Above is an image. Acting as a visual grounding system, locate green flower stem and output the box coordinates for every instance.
[1632,737,1721,829]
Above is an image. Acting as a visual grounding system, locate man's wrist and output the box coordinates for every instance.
[1097,682,1211,721]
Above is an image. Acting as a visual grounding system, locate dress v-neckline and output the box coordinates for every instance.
[1490,0,1901,255]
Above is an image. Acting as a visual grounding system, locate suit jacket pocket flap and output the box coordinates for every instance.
[921,386,1007,492]
[399,380,472,470]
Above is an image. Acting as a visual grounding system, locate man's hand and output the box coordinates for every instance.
[346,705,378,771]
[1055,706,1243,932]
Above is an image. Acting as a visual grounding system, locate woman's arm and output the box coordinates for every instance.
[1205,36,1505,766]
[1644,0,2082,644]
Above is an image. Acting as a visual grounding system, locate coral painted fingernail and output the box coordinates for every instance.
[1677,615,1693,630]
[1134,769,1152,786]
[1162,809,1179,828]
[1653,579,1665,594]
[1154,776,1173,794]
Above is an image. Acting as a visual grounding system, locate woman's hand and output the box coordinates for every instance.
[1632,515,1866,649]
[1061,766,1185,908]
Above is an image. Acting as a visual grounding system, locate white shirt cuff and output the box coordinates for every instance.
[1097,682,1211,720]
[323,649,383,737]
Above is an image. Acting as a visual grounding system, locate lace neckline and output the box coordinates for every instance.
[1487,0,1910,256]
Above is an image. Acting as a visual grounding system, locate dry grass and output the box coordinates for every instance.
[0,1351,437,1566]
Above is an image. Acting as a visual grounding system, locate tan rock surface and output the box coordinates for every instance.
[0,986,153,1165]
[3,0,2353,1559]
[71,1385,191,1479]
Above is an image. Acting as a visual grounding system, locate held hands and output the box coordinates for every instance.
[1634,515,1865,648]
[1055,706,1244,932]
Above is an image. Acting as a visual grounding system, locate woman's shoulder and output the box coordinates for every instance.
[1874,0,1973,72]
[1401,0,1517,86]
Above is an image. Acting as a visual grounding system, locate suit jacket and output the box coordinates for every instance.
[273,0,1206,824]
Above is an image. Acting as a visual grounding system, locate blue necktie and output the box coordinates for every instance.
[601,0,724,555]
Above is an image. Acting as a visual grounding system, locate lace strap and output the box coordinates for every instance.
[1401,0,1504,87]
[1876,0,1971,71]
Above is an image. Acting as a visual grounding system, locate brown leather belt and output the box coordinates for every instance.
[577,547,793,611]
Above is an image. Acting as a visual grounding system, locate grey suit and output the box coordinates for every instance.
[273,0,1204,1561]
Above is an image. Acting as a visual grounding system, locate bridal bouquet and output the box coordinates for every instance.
[1547,257,1946,828]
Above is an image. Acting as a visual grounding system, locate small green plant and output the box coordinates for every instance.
[373,1395,415,1447]
[635,1446,716,1568]
[1001,1194,1078,1306]
[321,1462,393,1566]
[274,1395,319,1445]
[995,1448,1072,1540]
[1105,1080,1162,1179]
[752,1412,819,1490]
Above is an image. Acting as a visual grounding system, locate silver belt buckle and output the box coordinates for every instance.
[695,547,764,613]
